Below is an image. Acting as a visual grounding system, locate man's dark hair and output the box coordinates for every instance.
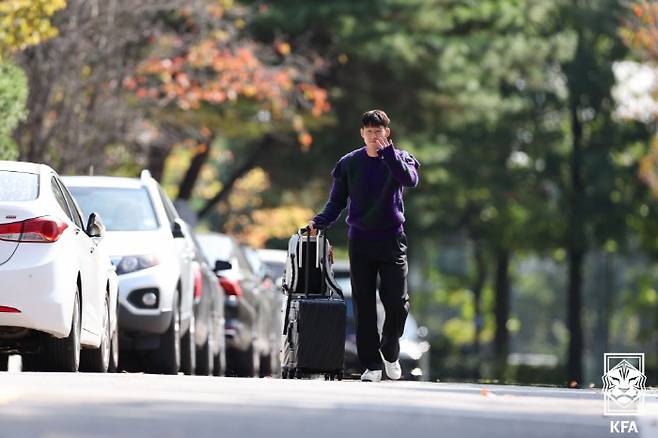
[362,109,390,128]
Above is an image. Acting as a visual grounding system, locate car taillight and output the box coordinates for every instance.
[0,306,20,313]
[219,276,242,297]
[194,267,203,299]
[0,217,68,243]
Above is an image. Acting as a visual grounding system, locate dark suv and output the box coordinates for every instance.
[197,233,279,377]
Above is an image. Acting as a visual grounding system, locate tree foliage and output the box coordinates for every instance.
[0,0,66,60]
[0,61,27,160]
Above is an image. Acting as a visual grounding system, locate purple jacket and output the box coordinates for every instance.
[313,143,420,240]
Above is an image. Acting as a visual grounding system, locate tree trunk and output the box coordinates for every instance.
[178,140,212,201]
[472,239,486,378]
[566,93,585,386]
[494,248,510,380]
[146,138,175,182]
[567,249,584,386]
[197,133,278,218]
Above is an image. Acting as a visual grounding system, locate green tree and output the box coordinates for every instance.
[0,0,64,160]
[0,62,27,160]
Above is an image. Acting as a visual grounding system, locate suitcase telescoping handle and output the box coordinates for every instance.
[299,225,327,297]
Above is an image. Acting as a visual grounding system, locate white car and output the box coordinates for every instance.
[0,161,119,372]
[63,171,196,375]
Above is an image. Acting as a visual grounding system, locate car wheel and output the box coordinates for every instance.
[108,322,119,373]
[80,295,111,373]
[180,311,195,376]
[231,343,258,377]
[151,293,181,375]
[259,353,272,377]
[196,323,213,376]
[213,342,225,377]
[0,355,8,371]
[43,288,81,372]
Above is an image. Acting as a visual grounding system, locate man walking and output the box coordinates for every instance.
[308,109,420,381]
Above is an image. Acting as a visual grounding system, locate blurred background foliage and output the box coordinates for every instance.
[2,0,658,387]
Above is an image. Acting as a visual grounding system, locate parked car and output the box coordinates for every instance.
[197,233,277,377]
[0,161,119,372]
[242,244,283,377]
[187,231,226,376]
[332,261,430,380]
[63,171,196,375]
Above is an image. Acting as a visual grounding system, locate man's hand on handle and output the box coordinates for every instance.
[307,220,318,236]
[306,220,334,264]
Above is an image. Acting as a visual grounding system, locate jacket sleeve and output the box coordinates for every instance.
[312,160,349,228]
[379,143,420,187]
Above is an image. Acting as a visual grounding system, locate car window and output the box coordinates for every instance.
[0,170,39,201]
[197,235,233,263]
[51,176,74,221]
[401,314,418,340]
[68,186,160,231]
[157,185,178,225]
[233,244,254,274]
[56,178,85,230]
[263,261,285,280]
[242,245,266,276]
[335,277,352,295]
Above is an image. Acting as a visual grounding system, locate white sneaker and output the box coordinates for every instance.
[383,358,402,380]
[360,369,382,382]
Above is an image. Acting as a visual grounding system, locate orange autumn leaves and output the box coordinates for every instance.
[125,36,329,149]
[622,1,658,61]
[623,2,658,196]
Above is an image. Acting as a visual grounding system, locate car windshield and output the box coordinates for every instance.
[68,186,159,231]
[197,234,233,264]
[0,171,39,201]
[335,277,351,295]
[242,245,265,275]
[263,261,285,280]
[401,314,418,340]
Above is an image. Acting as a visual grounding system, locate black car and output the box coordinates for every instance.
[197,233,278,377]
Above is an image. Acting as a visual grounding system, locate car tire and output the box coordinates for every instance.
[196,323,213,376]
[43,288,81,372]
[80,295,111,373]
[213,343,225,377]
[259,353,272,377]
[108,322,119,373]
[231,343,258,377]
[151,293,181,375]
[0,355,8,371]
[181,312,196,376]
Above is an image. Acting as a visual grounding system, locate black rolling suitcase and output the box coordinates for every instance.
[281,227,346,380]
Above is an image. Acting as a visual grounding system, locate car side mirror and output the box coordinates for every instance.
[172,219,185,239]
[85,212,105,238]
[214,259,232,272]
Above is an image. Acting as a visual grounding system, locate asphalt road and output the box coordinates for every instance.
[1,363,657,438]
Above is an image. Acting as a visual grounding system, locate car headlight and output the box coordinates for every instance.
[115,255,159,275]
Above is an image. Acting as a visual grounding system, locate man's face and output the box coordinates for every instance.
[360,125,390,148]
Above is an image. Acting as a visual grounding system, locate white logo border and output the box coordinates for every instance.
[602,353,646,417]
